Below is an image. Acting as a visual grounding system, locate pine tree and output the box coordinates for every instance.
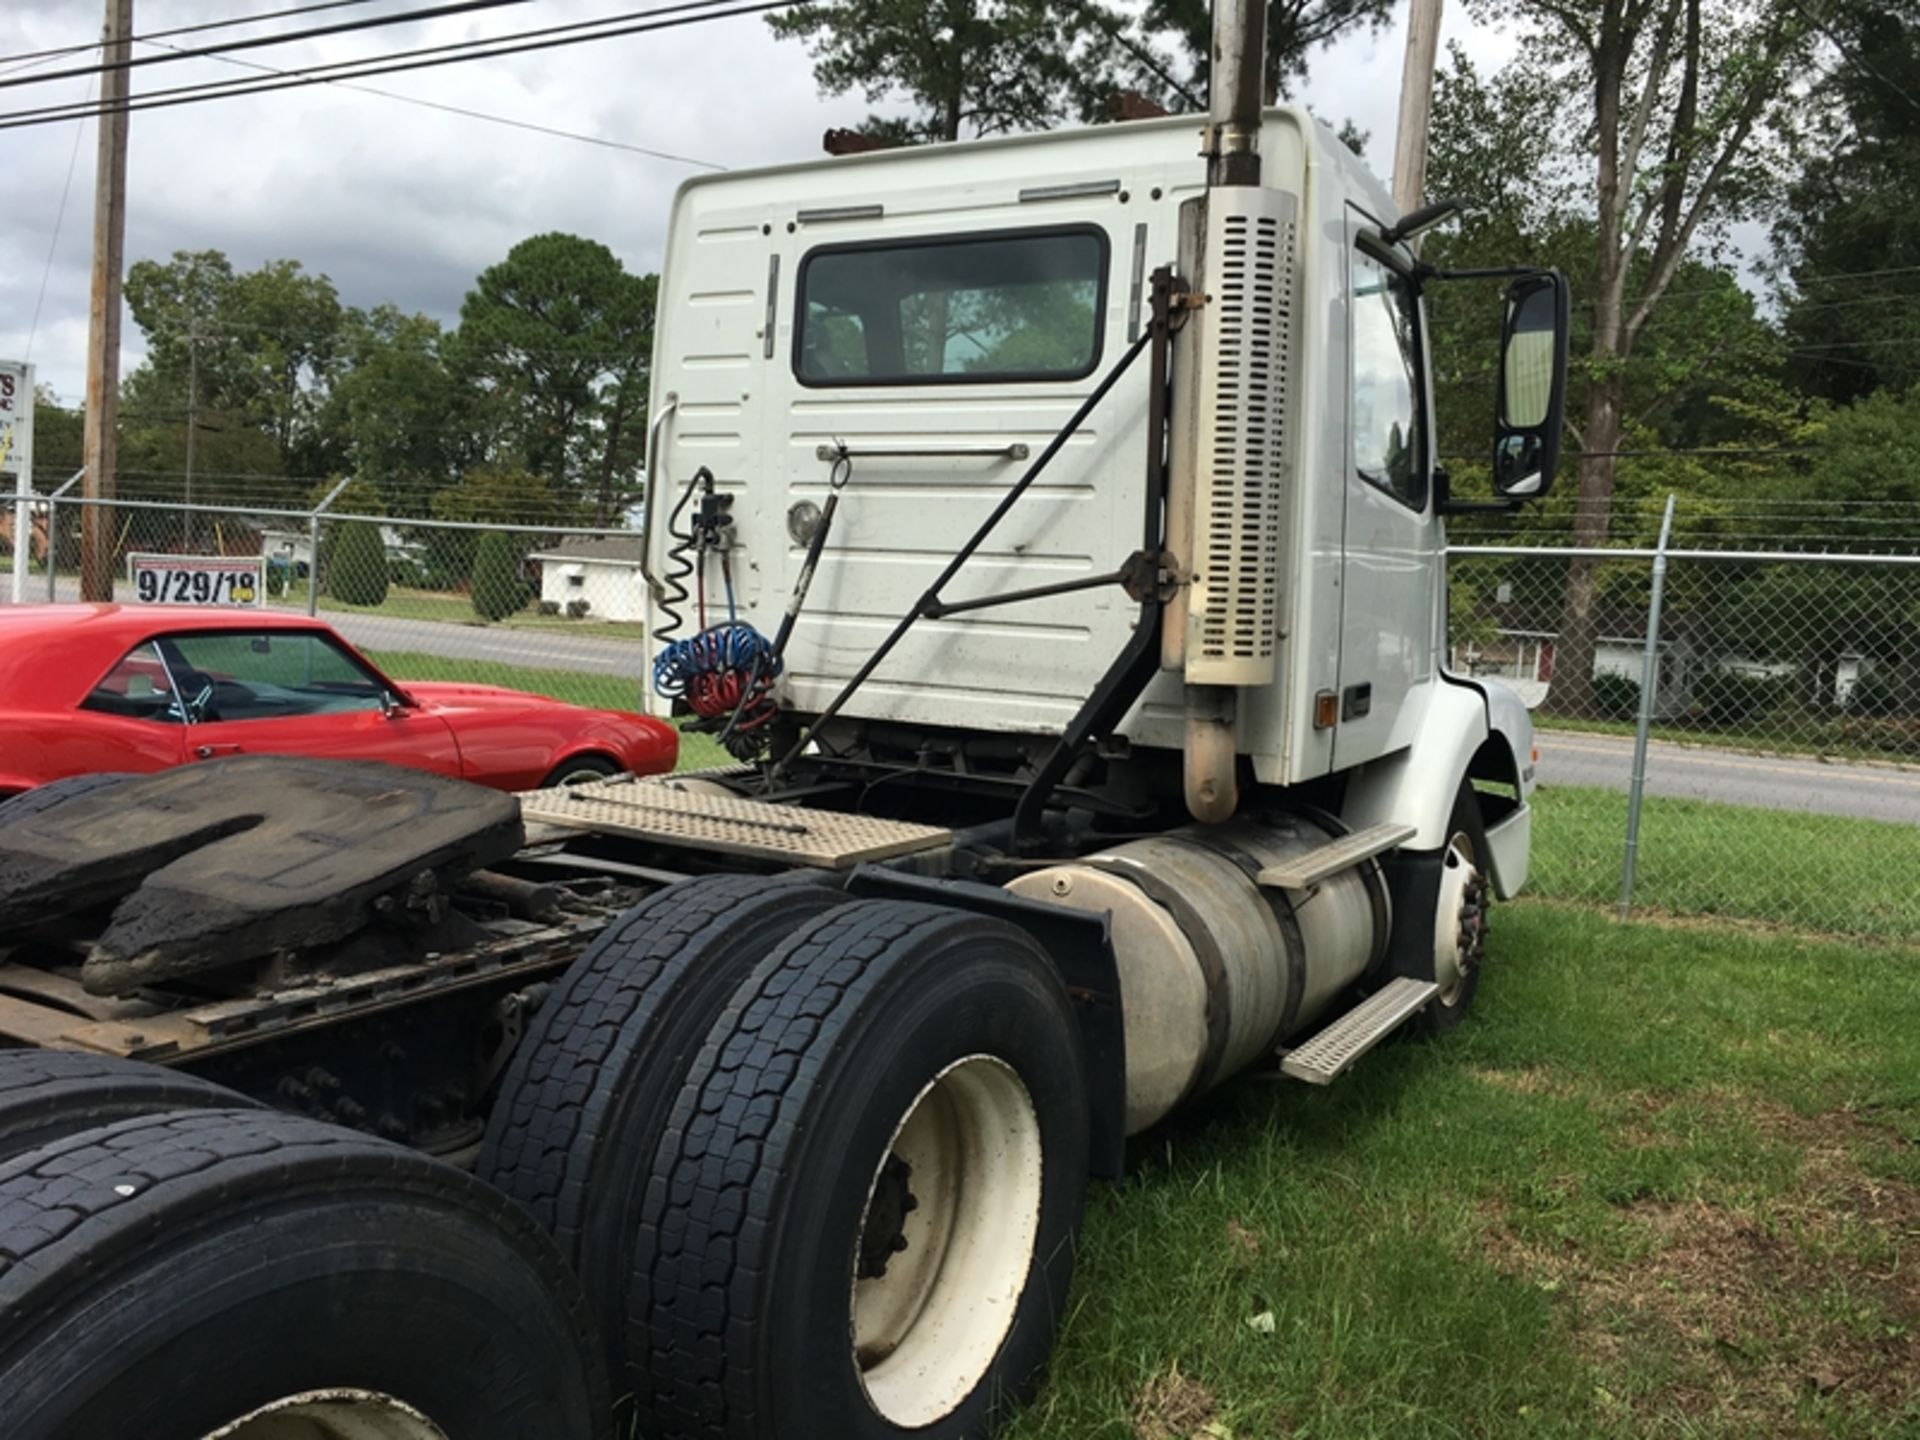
[470,531,525,622]
[328,520,389,607]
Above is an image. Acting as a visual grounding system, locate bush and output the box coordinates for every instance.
[565,598,592,620]
[328,521,390,607]
[1592,671,1642,721]
[387,556,430,589]
[471,532,528,621]
[1691,670,1780,728]
[537,599,561,617]
[264,565,287,599]
[1847,668,1915,719]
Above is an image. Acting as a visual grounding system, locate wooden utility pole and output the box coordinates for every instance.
[1390,0,1444,212]
[182,329,199,551]
[80,0,133,602]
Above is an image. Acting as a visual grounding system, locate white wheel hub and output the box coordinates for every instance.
[850,1054,1044,1428]
[1432,831,1489,1006]
[203,1389,449,1440]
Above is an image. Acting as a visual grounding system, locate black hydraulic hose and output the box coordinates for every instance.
[653,466,714,644]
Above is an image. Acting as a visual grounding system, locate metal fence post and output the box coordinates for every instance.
[1619,493,1677,917]
[45,468,84,604]
[308,478,353,618]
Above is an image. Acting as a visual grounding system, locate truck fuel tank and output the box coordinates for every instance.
[1006,816,1388,1133]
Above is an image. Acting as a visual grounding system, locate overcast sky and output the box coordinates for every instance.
[1,0,1518,405]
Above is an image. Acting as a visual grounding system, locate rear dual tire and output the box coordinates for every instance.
[636,899,1091,1440]
[0,1109,608,1440]
[0,1049,259,1163]
[478,874,854,1399]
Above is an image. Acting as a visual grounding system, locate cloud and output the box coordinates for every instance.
[0,0,1522,405]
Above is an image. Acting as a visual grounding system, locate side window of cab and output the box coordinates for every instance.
[1350,248,1427,510]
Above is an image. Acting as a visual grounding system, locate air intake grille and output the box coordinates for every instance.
[1186,190,1299,686]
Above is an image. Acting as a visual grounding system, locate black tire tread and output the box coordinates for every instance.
[639,900,974,1440]
[0,1050,257,1165]
[0,1108,598,1379]
[479,874,846,1257]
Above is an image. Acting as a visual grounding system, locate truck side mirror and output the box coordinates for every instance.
[1492,271,1569,500]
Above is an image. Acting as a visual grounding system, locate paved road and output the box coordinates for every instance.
[5,580,648,678]
[1538,728,1920,825]
[320,610,647,678]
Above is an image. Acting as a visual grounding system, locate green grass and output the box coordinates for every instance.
[364,646,1919,943]
[348,650,1920,1431]
[293,581,650,641]
[1010,901,1920,1440]
[1529,784,1920,943]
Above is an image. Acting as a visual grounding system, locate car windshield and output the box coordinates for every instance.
[155,632,388,722]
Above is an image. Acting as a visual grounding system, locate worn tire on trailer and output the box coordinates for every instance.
[0,1108,608,1440]
[478,873,852,1393]
[0,772,135,826]
[635,898,1091,1440]
[1412,782,1492,1036]
[0,1049,258,1164]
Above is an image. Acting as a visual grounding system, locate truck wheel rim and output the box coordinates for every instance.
[203,1389,449,1439]
[1432,831,1488,1006]
[850,1053,1043,1428]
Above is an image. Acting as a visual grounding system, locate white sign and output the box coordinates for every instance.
[0,361,31,472]
[3,359,33,606]
[127,553,266,608]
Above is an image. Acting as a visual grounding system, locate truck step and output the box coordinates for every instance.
[1255,822,1417,890]
[1276,978,1438,1084]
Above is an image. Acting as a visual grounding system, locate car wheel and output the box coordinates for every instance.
[0,772,136,829]
[0,1109,609,1440]
[541,754,622,788]
[0,1050,260,1164]
[478,874,852,1398]
[634,899,1090,1440]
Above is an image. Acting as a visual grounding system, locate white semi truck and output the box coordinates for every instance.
[0,12,1565,1438]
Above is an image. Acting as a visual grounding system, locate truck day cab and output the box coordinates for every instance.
[0,38,1567,1440]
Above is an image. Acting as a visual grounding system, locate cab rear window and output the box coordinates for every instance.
[795,227,1106,386]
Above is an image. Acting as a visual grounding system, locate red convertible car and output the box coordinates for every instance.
[0,605,676,795]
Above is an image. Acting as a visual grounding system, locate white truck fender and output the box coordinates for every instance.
[1340,677,1535,899]
[1340,679,1489,850]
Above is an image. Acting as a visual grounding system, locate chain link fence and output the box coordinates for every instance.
[1450,526,1920,944]
[10,481,1918,943]
[11,486,655,717]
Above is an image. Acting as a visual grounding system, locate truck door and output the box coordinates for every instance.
[1334,211,1441,769]
[763,205,1162,738]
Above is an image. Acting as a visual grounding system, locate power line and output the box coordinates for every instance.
[0,0,805,131]
[0,0,380,70]
[138,35,725,170]
[0,0,537,92]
